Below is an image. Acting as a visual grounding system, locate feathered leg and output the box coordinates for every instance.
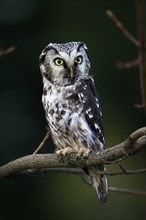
[84,165,108,203]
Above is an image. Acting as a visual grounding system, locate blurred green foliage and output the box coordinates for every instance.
[0,0,146,220]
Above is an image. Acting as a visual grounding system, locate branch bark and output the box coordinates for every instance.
[109,187,146,196]
[0,127,146,180]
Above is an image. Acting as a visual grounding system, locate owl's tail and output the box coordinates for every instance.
[85,165,108,203]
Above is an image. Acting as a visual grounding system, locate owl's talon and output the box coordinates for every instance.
[56,147,76,157]
[77,147,90,159]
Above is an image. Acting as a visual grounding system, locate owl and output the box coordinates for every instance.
[39,42,108,202]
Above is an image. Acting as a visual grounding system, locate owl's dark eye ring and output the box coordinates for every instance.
[75,56,83,64]
[54,58,64,66]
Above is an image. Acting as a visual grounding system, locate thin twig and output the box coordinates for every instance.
[12,168,83,178]
[11,167,146,178]
[106,7,146,111]
[115,58,140,69]
[84,175,146,197]
[33,130,50,155]
[109,187,146,196]
[135,103,146,109]
[106,10,140,47]
[0,46,16,57]
[136,0,146,111]
[9,168,146,197]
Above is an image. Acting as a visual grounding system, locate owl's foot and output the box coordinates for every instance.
[56,147,76,157]
[77,147,90,159]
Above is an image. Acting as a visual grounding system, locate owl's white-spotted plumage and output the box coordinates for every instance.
[39,42,108,202]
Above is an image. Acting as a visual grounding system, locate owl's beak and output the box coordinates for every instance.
[69,66,74,78]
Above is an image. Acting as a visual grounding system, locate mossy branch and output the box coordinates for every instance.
[0,127,145,180]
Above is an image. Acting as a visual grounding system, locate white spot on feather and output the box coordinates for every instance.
[80,93,84,98]
[40,64,46,73]
[88,114,93,118]
[94,122,100,130]
[102,137,105,143]
[83,84,88,89]
[100,111,102,116]
[95,97,98,102]
[86,107,92,114]
[95,98,100,108]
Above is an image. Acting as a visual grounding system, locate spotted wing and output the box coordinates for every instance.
[77,78,105,146]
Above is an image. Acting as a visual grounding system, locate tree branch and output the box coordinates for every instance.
[115,58,140,69]
[135,0,146,111]
[109,187,146,197]
[106,10,140,47]
[0,127,145,180]
[0,46,16,58]
[11,167,146,179]
[106,6,146,111]
[33,130,50,155]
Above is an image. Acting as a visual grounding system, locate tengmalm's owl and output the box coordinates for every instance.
[39,42,108,202]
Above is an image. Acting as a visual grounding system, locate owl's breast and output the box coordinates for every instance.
[42,84,82,132]
[42,83,98,151]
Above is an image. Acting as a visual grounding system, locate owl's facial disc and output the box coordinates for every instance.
[39,42,90,86]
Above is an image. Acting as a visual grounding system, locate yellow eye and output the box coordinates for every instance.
[54,58,64,66]
[75,56,83,64]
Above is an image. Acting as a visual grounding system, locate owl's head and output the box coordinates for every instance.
[39,42,91,86]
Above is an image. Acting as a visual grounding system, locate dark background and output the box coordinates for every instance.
[0,0,146,220]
